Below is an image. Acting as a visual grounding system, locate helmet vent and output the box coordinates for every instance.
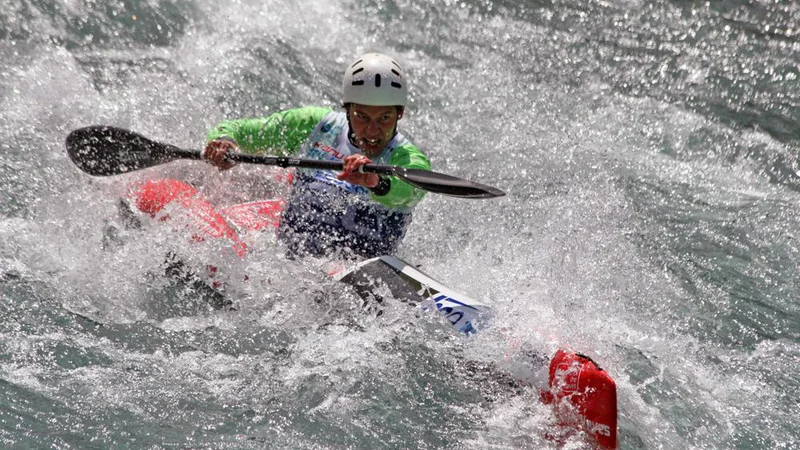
[391,82,402,89]
[375,74,382,87]
[351,80,365,86]
[352,67,364,75]
[391,69,400,76]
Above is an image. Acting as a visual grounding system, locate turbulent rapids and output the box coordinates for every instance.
[2,1,800,449]
[105,161,618,447]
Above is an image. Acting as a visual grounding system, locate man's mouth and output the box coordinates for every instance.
[363,138,381,145]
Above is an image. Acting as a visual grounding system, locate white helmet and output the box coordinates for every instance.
[342,53,408,106]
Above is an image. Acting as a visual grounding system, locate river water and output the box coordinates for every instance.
[1,0,798,449]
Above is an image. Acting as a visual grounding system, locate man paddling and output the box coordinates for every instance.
[203,53,431,259]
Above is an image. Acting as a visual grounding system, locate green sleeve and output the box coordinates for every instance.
[206,106,332,155]
[372,143,431,208]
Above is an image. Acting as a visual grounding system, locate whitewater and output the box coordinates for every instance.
[1,1,798,448]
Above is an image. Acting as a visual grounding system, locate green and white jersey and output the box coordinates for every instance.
[207,107,431,258]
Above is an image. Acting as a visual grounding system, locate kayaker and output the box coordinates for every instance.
[203,53,431,259]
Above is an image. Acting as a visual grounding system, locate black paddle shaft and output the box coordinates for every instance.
[66,125,505,199]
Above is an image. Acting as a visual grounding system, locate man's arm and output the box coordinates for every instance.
[371,143,431,208]
[206,106,332,155]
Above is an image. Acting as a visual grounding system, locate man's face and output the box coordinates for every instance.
[348,104,402,157]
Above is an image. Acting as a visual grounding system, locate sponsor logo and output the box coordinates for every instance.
[312,142,346,160]
[585,419,612,437]
[432,294,478,334]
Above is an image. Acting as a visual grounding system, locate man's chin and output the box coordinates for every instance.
[357,141,384,156]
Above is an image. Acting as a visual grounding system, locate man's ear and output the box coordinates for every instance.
[397,106,405,119]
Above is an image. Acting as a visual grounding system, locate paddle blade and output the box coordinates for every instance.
[397,167,506,199]
[66,126,188,176]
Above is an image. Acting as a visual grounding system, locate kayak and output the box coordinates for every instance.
[117,176,619,449]
[332,255,618,449]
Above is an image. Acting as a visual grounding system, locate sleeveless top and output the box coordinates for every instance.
[279,111,414,259]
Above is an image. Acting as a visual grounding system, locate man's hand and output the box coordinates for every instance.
[203,138,238,171]
[338,154,379,188]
